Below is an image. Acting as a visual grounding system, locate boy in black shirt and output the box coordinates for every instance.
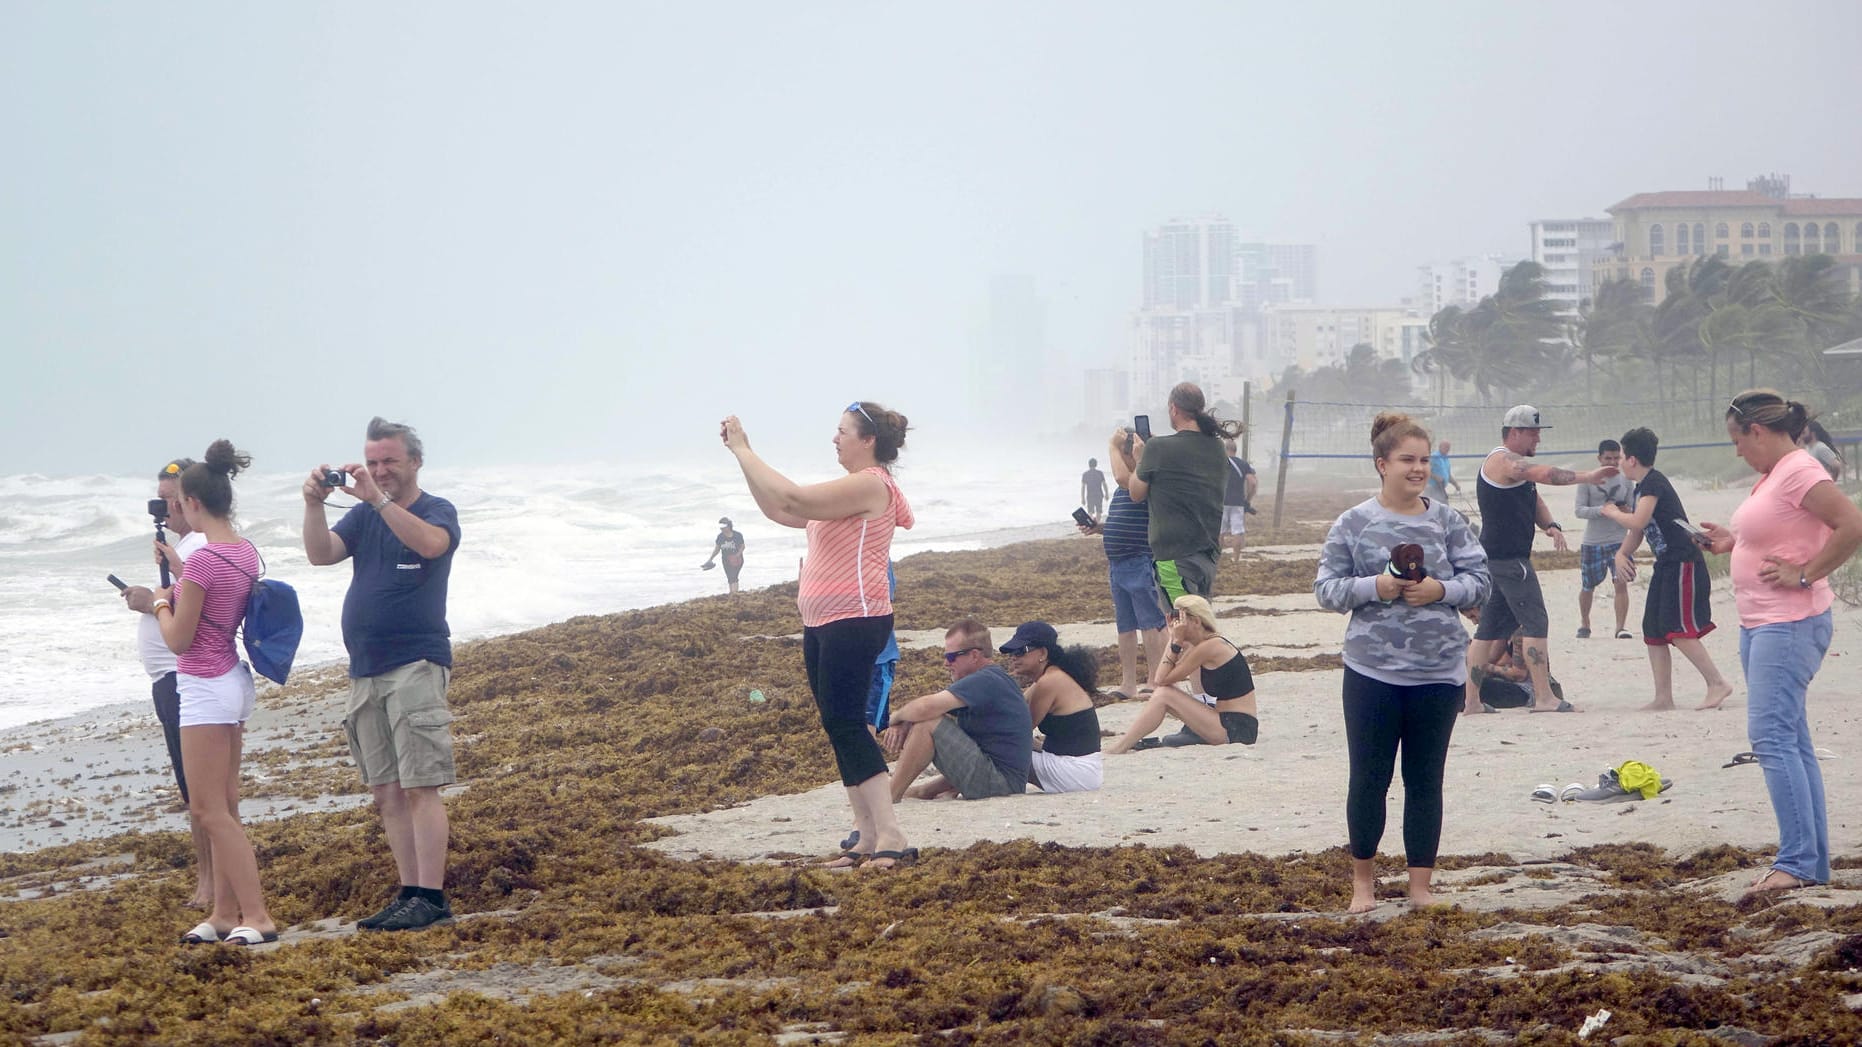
[1603,428,1734,711]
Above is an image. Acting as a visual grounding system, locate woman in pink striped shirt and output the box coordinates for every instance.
[152,440,278,945]
[723,401,916,869]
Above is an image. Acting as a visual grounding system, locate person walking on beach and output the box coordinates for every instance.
[1315,414,1490,912]
[146,441,278,946]
[1574,439,1636,640]
[303,417,462,932]
[1463,405,1617,715]
[1128,382,1242,604]
[1081,458,1107,519]
[881,618,1031,803]
[1602,428,1734,712]
[1221,437,1257,560]
[702,517,746,594]
[1103,595,1258,753]
[723,400,917,869]
[1699,391,1862,899]
[1076,427,1167,700]
[1426,440,1459,504]
[1000,622,1102,793]
[120,457,212,907]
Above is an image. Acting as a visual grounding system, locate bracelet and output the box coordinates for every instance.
[151,599,170,613]
[374,495,391,509]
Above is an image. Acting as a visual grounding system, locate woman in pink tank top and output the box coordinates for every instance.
[1699,391,1862,901]
[723,401,917,869]
[150,440,278,945]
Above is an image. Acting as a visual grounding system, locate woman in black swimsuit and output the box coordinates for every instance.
[1105,594,1257,753]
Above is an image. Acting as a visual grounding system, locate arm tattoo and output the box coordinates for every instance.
[1543,467,1577,485]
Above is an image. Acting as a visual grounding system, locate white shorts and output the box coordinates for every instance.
[178,663,257,727]
[1222,507,1248,535]
[1030,750,1103,793]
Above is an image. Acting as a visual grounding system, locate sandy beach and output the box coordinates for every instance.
[6,479,1862,1043]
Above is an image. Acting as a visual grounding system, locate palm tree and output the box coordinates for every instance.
[1773,254,1856,387]
[1572,278,1652,402]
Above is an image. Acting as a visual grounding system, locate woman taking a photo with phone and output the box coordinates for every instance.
[1315,413,1489,913]
[149,439,278,945]
[1700,391,1862,899]
[722,401,916,869]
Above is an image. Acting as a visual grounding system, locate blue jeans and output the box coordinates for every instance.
[1741,610,1834,883]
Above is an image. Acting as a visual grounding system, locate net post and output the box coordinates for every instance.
[1241,380,1252,463]
[1272,390,1295,530]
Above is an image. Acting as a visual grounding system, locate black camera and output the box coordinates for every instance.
[322,469,348,488]
[147,497,168,523]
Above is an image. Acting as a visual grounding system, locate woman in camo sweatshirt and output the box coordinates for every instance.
[1315,412,1490,913]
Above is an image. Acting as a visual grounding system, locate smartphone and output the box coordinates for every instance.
[107,574,128,591]
[1673,518,1712,547]
[1071,507,1095,528]
[1133,414,1151,441]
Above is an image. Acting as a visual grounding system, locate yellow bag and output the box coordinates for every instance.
[1616,760,1663,800]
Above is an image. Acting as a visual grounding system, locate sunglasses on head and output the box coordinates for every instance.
[847,401,875,426]
[943,647,982,664]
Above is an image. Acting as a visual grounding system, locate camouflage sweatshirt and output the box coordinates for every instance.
[1314,497,1491,686]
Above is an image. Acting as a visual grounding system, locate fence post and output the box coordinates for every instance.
[1241,380,1252,463]
[1272,390,1296,530]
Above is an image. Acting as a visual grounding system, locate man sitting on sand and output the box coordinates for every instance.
[1469,629,1565,712]
[881,619,1032,801]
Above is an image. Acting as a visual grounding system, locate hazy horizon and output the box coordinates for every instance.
[6,1,1860,474]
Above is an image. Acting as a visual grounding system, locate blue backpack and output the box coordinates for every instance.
[201,545,304,685]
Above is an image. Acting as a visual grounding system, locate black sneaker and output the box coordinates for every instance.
[368,896,454,932]
[356,896,410,930]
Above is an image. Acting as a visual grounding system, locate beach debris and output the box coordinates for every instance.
[748,689,766,703]
[1576,1007,1611,1039]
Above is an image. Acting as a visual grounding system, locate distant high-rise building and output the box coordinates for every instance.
[1415,257,1507,316]
[1529,218,1615,313]
[1126,217,1317,412]
[1260,305,1414,372]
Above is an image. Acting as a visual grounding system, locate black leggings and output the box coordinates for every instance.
[152,672,189,803]
[1342,667,1459,866]
[803,615,894,787]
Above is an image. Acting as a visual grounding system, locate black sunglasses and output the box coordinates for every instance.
[943,647,982,664]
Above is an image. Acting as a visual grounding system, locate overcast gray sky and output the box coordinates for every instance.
[5,1,1859,474]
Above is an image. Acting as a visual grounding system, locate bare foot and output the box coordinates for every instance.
[1638,700,1677,712]
[188,893,213,909]
[1698,684,1733,711]
[1740,868,1810,900]
[1407,888,1443,908]
[1460,701,1485,716]
[1347,888,1379,914]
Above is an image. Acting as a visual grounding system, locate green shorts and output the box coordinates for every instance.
[344,660,457,789]
[1154,552,1217,605]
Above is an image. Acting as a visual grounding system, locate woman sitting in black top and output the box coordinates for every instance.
[1000,621,1103,792]
[1105,594,1258,753]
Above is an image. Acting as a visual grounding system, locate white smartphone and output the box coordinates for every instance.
[1672,518,1712,547]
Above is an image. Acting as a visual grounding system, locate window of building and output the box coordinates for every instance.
[1758,222,1772,238]
[1741,243,1754,256]
[1717,223,1730,239]
[1784,223,1799,255]
[1741,222,1755,238]
[1856,222,1862,252]
[1649,224,1665,256]
[1806,224,1822,253]
[1760,243,1773,256]
[1640,267,1655,301]
[1694,223,1706,254]
[1676,224,1690,255]
[1717,245,1729,257]
[1826,222,1841,252]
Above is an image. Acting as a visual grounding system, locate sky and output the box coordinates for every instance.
[5,0,1861,475]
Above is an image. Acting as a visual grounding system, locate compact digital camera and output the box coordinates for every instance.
[322,469,348,488]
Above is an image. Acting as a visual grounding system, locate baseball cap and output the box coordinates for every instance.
[718,517,732,526]
[1502,405,1551,429]
[999,621,1059,654]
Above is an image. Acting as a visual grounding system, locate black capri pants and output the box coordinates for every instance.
[802,614,894,787]
[1342,667,1460,867]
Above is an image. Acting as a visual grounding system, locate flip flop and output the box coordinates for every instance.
[809,850,869,870]
[180,921,224,945]
[1531,783,1557,803]
[1741,868,1812,900]
[1722,751,1759,768]
[1103,690,1134,702]
[839,829,860,851]
[1559,782,1585,802]
[223,926,279,946]
[1529,700,1577,713]
[1576,627,1591,639]
[1615,630,1634,639]
[862,848,919,870]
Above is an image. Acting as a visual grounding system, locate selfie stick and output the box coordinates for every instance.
[156,517,170,588]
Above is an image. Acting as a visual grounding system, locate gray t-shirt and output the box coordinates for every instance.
[948,665,1034,784]
[1574,473,1636,547]
[1314,497,1491,686]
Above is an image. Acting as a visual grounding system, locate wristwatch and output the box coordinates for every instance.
[1799,570,1813,589]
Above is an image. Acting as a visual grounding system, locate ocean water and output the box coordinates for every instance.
[0,446,1092,731]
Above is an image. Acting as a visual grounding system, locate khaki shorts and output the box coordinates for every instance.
[344,660,456,788]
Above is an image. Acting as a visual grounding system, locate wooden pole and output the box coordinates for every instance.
[1272,390,1296,530]
[1240,380,1252,463]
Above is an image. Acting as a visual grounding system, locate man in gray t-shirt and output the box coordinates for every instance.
[882,618,1032,801]
[1573,440,1636,640]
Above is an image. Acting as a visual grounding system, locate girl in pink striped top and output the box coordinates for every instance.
[723,401,917,869]
[151,439,278,945]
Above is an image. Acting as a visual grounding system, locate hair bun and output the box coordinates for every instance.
[1370,412,1412,441]
[202,439,252,479]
